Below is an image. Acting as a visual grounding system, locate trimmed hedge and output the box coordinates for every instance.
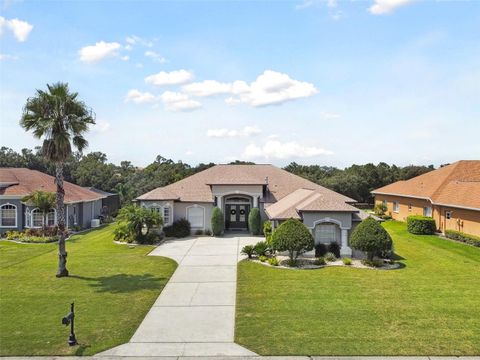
[407,215,436,235]
[271,219,314,262]
[248,208,262,235]
[350,217,393,260]
[211,207,224,236]
[445,230,480,247]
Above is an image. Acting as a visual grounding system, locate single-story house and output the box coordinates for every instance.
[0,168,106,234]
[137,164,370,256]
[372,160,480,237]
[84,187,121,217]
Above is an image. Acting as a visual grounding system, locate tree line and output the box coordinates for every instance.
[0,146,435,205]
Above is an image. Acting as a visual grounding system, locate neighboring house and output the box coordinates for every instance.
[0,168,106,234]
[137,164,370,256]
[84,187,120,216]
[372,160,480,237]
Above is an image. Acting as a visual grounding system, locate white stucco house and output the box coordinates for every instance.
[137,164,371,256]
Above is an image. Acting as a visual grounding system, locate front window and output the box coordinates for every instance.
[423,206,432,217]
[187,206,204,228]
[315,224,337,244]
[163,206,171,225]
[32,209,44,227]
[0,204,17,227]
[393,201,399,213]
[47,209,56,226]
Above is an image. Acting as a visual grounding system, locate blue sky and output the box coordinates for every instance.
[1,0,479,168]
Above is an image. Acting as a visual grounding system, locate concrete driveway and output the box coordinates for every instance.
[98,234,259,357]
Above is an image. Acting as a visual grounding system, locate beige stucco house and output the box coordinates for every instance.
[137,164,371,256]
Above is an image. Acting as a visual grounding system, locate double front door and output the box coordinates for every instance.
[226,204,250,230]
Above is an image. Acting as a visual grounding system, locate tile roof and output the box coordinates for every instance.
[0,168,105,203]
[372,160,480,210]
[265,188,359,220]
[137,164,356,204]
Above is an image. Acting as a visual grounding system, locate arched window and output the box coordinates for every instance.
[31,208,43,228]
[0,204,17,227]
[47,209,56,226]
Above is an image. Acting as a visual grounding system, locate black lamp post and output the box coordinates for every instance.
[62,302,77,346]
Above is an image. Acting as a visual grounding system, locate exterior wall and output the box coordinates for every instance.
[0,198,23,234]
[80,200,102,228]
[374,194,480,237]
[374,194,431,221]
[66,203,81,228]
[173,202,214,232]
[302,211,353,229]
[211,185,263,199]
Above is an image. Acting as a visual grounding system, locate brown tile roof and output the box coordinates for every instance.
[265,188,359,220]
[372,160,480,210]
[0,168,105,203]
[137,164,356,204]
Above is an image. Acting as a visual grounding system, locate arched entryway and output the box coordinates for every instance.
[224,195,251,231]
[314,222,341,246]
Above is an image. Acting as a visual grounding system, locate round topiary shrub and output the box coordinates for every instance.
[407,215,436,235]
[350,217,393,260]
[248,208,261,235]
[211,207,224,236]
[271,218,314,263]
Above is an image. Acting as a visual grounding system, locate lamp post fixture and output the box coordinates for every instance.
[61,302,77,346]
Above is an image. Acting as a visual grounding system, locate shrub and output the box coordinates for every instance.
[114,222,134,243]
[248,208,262,235]
[407,215,436,235]
[270,219,314,263]
[350,217,393,260]
[324,252,337,262]
[362,259,384,268]
[328,241,341,258]
[211,207,224,236]
[315,243,327,257]
[263,220,272,238]
[313,257,326,266]
[195,229,204,235]
[241,245,255,259]
[117,205,163,239]
[374,202,387,216]
[136,232,159,245]
[268,257,279,266]
[254,241,269,256]
[204,229,212,236]
[259,255,267,262]
[445,230,480,247]
[342,257,352,265]
[163,218,191,238]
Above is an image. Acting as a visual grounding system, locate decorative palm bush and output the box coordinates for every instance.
[350,217,393,260]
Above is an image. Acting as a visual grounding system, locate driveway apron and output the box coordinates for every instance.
[98,235,258,357]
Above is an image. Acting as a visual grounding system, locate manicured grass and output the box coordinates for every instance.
[0,225,177,356]
[235,221,480,355]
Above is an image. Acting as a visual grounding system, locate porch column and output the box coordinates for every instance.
[253,196,258,208]
[217,195,223,212]
[340,228,352,257]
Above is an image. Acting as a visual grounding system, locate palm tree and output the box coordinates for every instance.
[20,82,95,277]
[21,190,56,233]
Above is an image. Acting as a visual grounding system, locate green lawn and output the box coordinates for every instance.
[0,225,177,356]
[235,221,480,355]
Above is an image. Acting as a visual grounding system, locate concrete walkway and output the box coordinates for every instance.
[98,234,259,358]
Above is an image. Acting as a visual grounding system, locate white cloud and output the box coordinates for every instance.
[0,53,18,60]
[145,69,193,86]
[93,120,111,133]
[0,16,33,42]
[207,126,262,138]
[125,35,153,48]
[295,0,313,10]
[242,140,333,160]
[183,80,233,97]
[160,91,201,112]
[185,150,194,155]
[144,50,167,63]
[319,111,341,119]
[184,70,317,107]
[369,0,415,15]
[124,89,158,104]
[79,41,121,63]
[327,0,337,7]
[121,55,129,61]
[135,63,144,68]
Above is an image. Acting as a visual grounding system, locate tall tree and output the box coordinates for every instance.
[20,82,95,277]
